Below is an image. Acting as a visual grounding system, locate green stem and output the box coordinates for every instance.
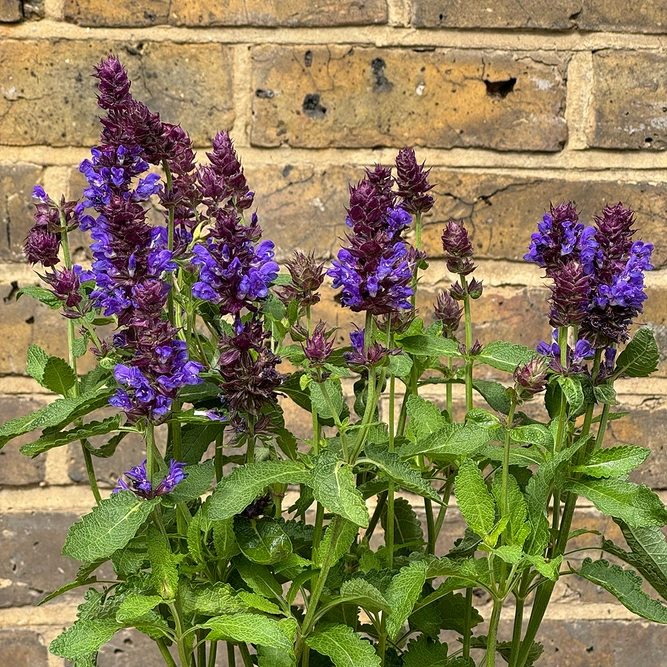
[197,630,206,667]
[508,572,530,667]
[486,598,503,667]
[386,320,395,569]
[247,416,255,464]
[146,421,157,480]
[433,475,454,541]
[595,403,611,449]
[156,638,178,667]
[207,641,217,667]
[501,399,518,520]
[239,643,253,667]
[227,643,236,667]
[214,429,224,484]
[364,491,387,542]
[446,357,453,418]
[312,502,325,552]
[462,587,474,659]
[460,275,474,412]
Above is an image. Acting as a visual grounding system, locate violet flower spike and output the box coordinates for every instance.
[395,147,434,215]
[114,459,188,499]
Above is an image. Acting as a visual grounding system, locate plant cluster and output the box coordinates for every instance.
[4,56,666,667]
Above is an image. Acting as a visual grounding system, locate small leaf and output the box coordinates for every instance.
[208,460,310,521]
[494,545,524,564]
[473,380,512,415]
[338,579,389,613]
[62,491,158,562]
[17,285,62,309]
[388,353,413,378]
[147,527,178,600]
[180,581,244,617]
[572,446,650,478]
[306,623,381,667]
[579,558,667,623]
[235,558,283,600]
[398,335,461,358]
[311,451,368,527]
[50,619,119,660]
[402,635,451,667]
[455,459,495,539]
[381,497,424,555]
[212,517,240,562]
[116,594,162,623]
[235,517,293,565]
[400,423,490,460]
[42,356,77,395]
[26,344,49,383]
[477,341,535,373]
[557,376,584,414]
[314,518,359,568]
[615,328,660,378]
[166,460,215,502]
[237,591,283,615]
[203,613,292,648]
[386,559,429,639]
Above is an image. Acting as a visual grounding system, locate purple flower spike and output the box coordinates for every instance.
[441,220,475,275]
[395,147,434,215]
[113,459,188,499]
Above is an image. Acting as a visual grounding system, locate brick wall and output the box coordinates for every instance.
[0,1,666,665]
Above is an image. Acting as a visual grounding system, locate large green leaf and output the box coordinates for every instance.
[386,559,429,639]
[42,356,76,395]
[615,328,660,378]
[477,342,534,373]
[235,558,283,600]
[212,517,240,561]
[235,517,293,565]
[398,335,461,358]
[455,459,496,539]
[208,460,310,521]
[178,421,225,465]
[166,460,215,502]
[311,451,368,527]
[306,623,381,667]
[50,618,120,660]
[402,635,451,667]
[405,394,448,441]
[180,581,244,617]
[381,497,424,554]
[564,478,667,528]
[572,446,650,478]
[203,613,292,648]
[115,594,162,623]
[309,378,345,420]
[63,491,158,562]
[20,415,122,457]
[579,558,667,623]
[147,526,178,600]
[400,423,490,460]
[492,474,528,546]
[473,380,512,415]
[26,344,49,383]
[364,442,441,503]
[338,578,390,613]
[17,285,62,309]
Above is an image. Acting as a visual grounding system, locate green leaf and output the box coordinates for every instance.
[147,526,178,600]
[257,619,298,667]
[364,442,441,504]
[212,517,240,561]
[579,558,667,623]
[557,376,584,414]
[306,623,381,667]
[473,380,512,415]
[0,391,111,449]
[494,545,524,564]
[314,518,359,568]
[338,578,390,613]
[115,594,162,623]
[386,559,429,639]
[410,591,482,637]
[607,521,667,600]
[400,423,490,460]
[62,491,158,562]
[26,344,49,383]
[208,460,310,521]
[50,619,119,660]
[388,353,413,378]
[17,285,62,309]
[477,341,534,373]
[510,424,553,449]
[381,497,424,554]
[564,478,667,527]
[178,381,221,403]
[405,394,448,440]
[402,635,451,667]
[615,328,660,378]
[311,451,368,527]
[455,459,496,539]
[572,446,650,478]
[20,415,122,457]
[237,591,283,615]
[42,356,76,395]
[203,613,292,648]
[235,517,293,565]
[594,383,617,405]
[180,581,244,617]
[79,365,112,395]
[309,378,345,420]
[398,335,461,358]
[178,421,225,465]
[72,335,89,359]
[526,554,562,581]
[235,558,283,600]
[166,460,215,502]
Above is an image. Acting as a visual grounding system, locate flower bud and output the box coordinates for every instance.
[302,321,335,366]
[441,220,475,275]
[434,291,462,337]
[513,358,548,401]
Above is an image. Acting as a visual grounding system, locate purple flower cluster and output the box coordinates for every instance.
[191,133,279,317]
[343,327,398,368]
[114,459,187,499]
[537,330,594,373]
[329,160,423,315]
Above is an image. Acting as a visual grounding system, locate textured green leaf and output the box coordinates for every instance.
[111,535,146,577]
[178,421,225,465]
[410,591,482,637]
[62,491,158,562]
[26,344,49,383]
[526,554,562,581]
[309,379,345,420]
[237,591,283,615]
[494,545,524,564]
[510,424,553,449]
[405,394,448,441]
[615,328,660,378]
[208,460,310,521]
[388,353,413,378]
[212,517,240,561]
[607,521,667,600]
[20,415,122,457]
[42,356,76,395]
[306,623,381,667]
[579,558,667,622]
[311,451,368,527]
[147,527,178,600]
[257,619,298,667]
[386,559,429,639]
[314,517,359,568]
[115,594,162,623]
[401,423,490,460]
[402,635,451,667]
[564,478,667,527]
[180,581,243,617]
[398,335,461,358]
[381,497,424,554]
[364,442,441,503]
[17,285,62,309]
[50,618,119,659]
[473,380,512,415]
[477,341,534,373]
[235,558,283,600]
[455,459,495,539]
[235,517,292,565]
[166,460,215,502]
[203,613,292,648]
[338,578,389,613]
[572,446,650,478]
[492,474,528,546]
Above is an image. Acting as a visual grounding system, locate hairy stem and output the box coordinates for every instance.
[156,638,178,667]
[486,598,503,667]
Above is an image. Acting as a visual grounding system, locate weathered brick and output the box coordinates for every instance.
[421,172,667,269]
[171,0,387,27]
[64,0,170,26]
[251,46,568,151]
[0,630,48,666]
[0,395,48,486]
[0,511,80,607]
[589,51,667,150]
[0,0,21,22]
[0,41,234,147]
[412,0,667,33]
[0,163,45,263]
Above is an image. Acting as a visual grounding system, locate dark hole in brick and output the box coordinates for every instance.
[302,94,327,119]
[124,43,144,57]
[569,9,582,20]
[586,646,594,653]
[371,58,393,93]
[25,316,34,325]
[439,13,444,20]
[255,89,274,99]
[4,281,18,303]
[123,637,133,646]
[282,165,293,178]
[484,77,517,99]
[304,50,313,67]
[114,649,124,654]
[646,137,653,143]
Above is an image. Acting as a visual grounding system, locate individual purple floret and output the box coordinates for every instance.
[395,147,434,216]
[114,459,188,499]
[537,330,594,373]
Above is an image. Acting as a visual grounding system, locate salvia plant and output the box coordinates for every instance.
[3,55,666,667]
